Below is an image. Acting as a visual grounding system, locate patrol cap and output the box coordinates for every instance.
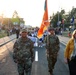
[21,29,27,33]
[48,27,55,31]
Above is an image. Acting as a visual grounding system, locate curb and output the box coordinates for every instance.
[0,38,15,47]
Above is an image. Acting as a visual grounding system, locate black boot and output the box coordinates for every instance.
[48,69,53,75]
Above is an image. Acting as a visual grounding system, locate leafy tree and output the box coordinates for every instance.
[64,7,76,27]
[12,10,25,25]
[51,11,63,27]
[12,10,21,25]
[61,9,65,15]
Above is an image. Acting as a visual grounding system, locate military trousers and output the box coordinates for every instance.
[47,54,57,74]
[17,60,32,75]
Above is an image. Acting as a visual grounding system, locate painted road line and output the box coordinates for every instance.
[35,51,38,61]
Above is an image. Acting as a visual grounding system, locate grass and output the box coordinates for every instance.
[62,31,69,37]
[62,30,73,38]
[0,30,7,38]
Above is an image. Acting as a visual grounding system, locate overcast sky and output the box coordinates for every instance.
[0,0,76,27]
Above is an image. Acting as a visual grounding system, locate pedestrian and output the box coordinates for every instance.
[38,38,43,47]
[13,29,34,75]
[15,27,20,39]
[68,31,71,37]
[45,27,60,75]
[64,29,76,75]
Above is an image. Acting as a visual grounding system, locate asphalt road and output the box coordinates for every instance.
[0,40,70,75]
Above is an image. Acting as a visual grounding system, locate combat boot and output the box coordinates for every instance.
[48,69,53,75]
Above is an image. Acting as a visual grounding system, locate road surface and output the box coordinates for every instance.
[0,38,70,75]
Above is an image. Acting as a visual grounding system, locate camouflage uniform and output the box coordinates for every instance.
[13,37,34,75]
[45,34,60,74]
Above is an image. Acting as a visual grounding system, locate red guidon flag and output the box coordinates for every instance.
[37,0,50,38]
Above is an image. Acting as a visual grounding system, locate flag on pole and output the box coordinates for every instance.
[71,16,74,24]
[37,0,50,38]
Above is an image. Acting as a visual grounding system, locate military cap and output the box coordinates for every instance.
[48,27,55,31]
[21,29,27,33]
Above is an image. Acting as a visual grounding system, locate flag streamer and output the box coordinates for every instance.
[37,0,50,38]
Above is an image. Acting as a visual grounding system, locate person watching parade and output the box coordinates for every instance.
[64,29,76,75]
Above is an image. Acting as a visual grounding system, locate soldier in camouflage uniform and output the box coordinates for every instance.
[45,27,60,75]
[13,29,34,75]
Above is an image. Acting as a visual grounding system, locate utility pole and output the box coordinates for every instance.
[58,11,59,28]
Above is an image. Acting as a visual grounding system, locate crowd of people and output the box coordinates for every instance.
[4,25,76,75]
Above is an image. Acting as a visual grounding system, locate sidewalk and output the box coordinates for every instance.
[0,34,16,47]
[58,35,70,45]
[0,34,70,47]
